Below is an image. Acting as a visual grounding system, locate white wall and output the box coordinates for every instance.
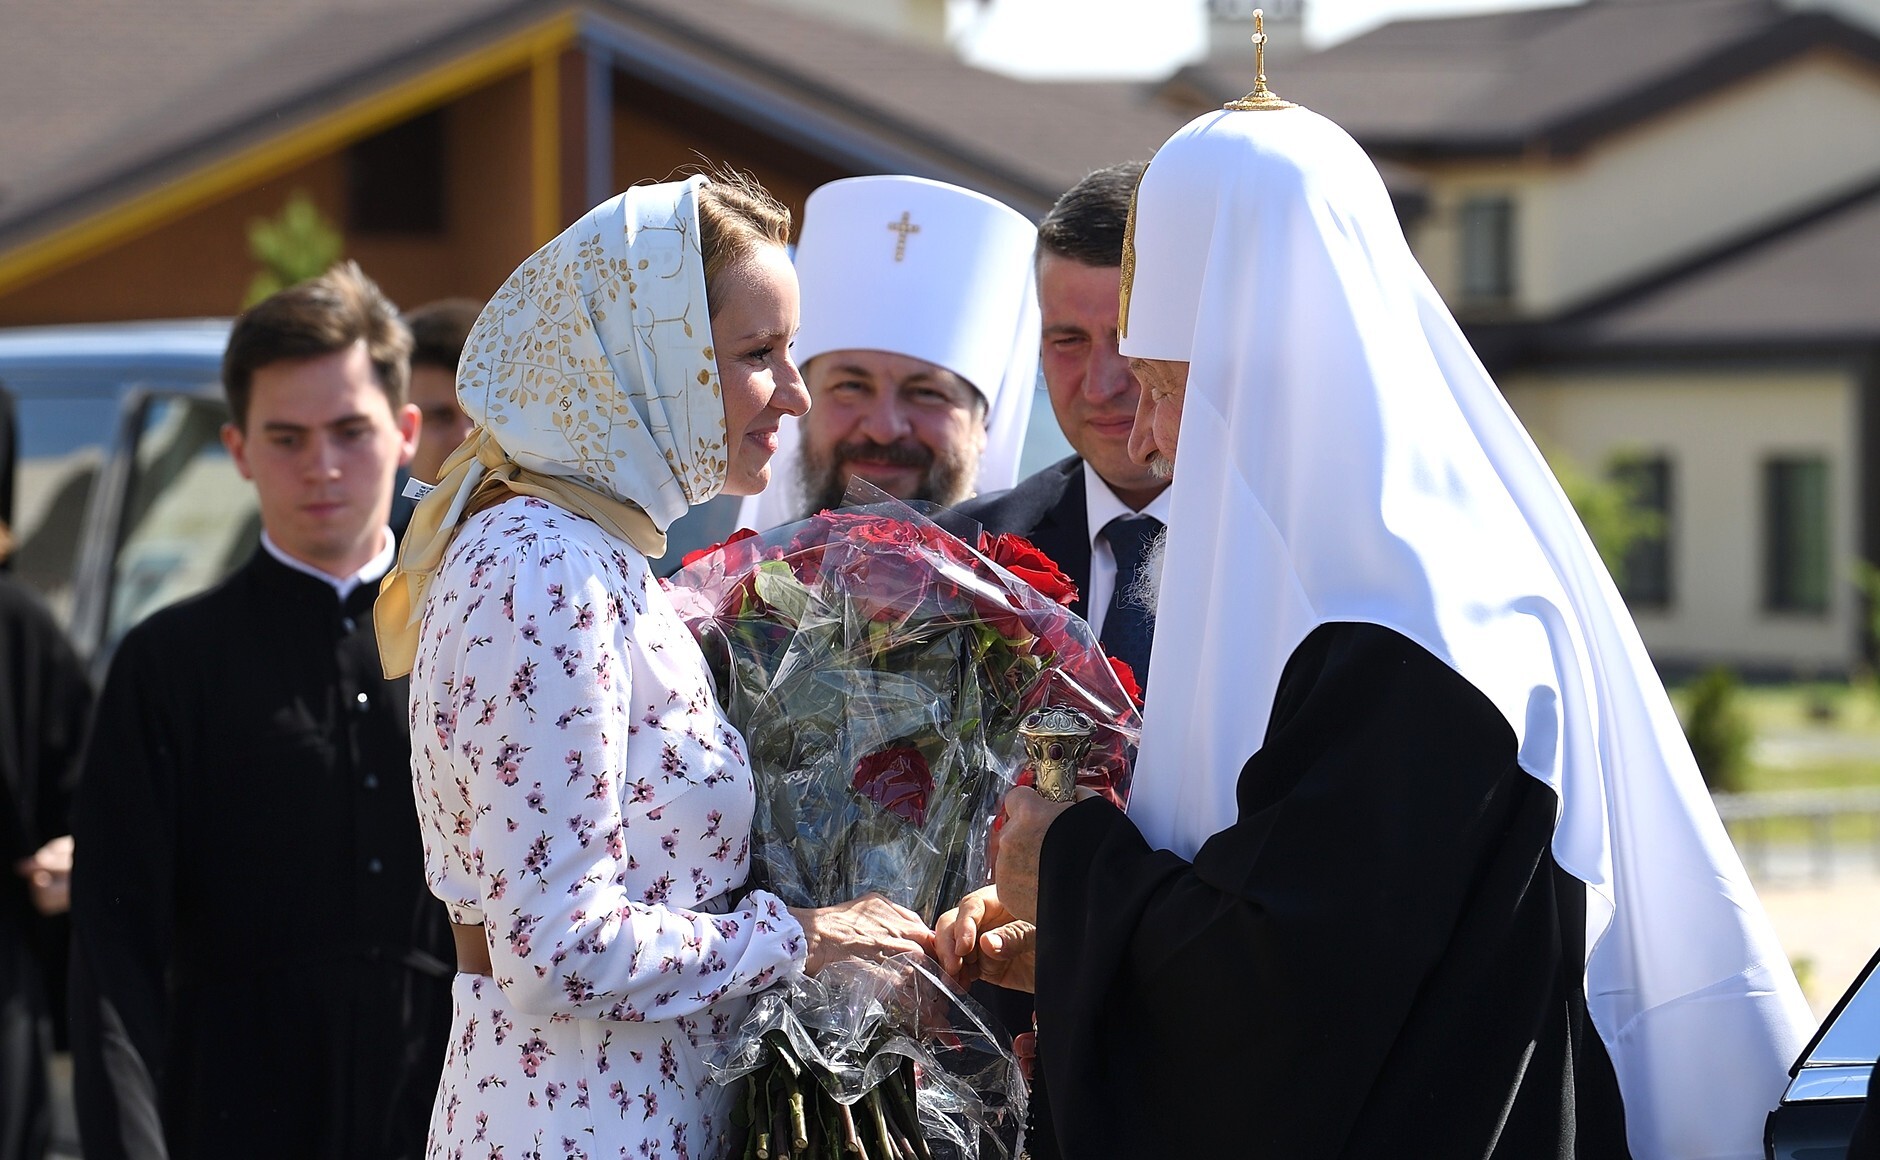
[1411,52,1880,315]
[759,0,949,47]
[950,0,1208,80]
[1502,367,1863,673]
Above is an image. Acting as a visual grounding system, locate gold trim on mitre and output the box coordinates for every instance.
[1118,162,1148,340]
[1226,8,1296,112]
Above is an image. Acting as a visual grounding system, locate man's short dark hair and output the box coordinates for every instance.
[404,298,482,375]
[1037,160,1149,269]
[222,260,411,429]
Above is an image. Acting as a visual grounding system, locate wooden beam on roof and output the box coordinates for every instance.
[0,10,579,299]
[531,40,563,247]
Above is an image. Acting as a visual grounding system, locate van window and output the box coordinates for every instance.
[106,394,259,652]
[8,376,122,623]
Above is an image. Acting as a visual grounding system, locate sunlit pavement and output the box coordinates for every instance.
[1755,859,1880,1019]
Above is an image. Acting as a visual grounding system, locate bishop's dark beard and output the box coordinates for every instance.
[797,436,977,516]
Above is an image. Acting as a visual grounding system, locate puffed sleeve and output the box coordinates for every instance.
[445,537,806,1021]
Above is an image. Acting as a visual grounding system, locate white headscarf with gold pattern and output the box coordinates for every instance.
[460,175,728,526]
[377,177,729,677]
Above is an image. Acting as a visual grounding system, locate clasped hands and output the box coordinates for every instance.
[934,785,1086,995]
[786,786,1084,987]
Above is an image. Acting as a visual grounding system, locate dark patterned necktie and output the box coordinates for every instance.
[1099,514,1161,693]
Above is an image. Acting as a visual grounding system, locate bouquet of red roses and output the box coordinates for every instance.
[666,491,1139,927]
[665,488,1140,1159]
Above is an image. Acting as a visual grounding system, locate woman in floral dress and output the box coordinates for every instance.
[376,173,934,1160]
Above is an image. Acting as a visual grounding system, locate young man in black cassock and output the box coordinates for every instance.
[0,386,95,1160]
[69,263,454,1160]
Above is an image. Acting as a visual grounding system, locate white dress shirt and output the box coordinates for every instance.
[261,527,395,601]
[1080,461,1173,638]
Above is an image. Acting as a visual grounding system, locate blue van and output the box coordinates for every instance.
[1,320,244,670]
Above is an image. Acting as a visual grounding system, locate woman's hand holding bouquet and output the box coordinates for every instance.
[789,893,936,976]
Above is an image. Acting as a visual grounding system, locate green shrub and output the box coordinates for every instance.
[1683,666,1752,792]
[1545,445,1663,589]
[244,191,343,307]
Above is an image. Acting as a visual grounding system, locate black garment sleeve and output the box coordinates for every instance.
[0,577,92,880]
[1033,622,1582,1159]
[27,589,90,1051]
[69,635,178,1160]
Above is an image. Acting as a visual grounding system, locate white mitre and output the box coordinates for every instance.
[737,175,1039,530]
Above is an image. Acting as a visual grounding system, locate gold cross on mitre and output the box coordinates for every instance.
[1225,8,1296,112]
[887,211,920,261]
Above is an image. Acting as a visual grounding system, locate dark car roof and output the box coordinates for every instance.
[0,319,230,377]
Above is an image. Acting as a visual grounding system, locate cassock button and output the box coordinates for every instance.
[353,692,370,713]
[363,774,380,790]
[341,616,357,634]
[366,857,383,874]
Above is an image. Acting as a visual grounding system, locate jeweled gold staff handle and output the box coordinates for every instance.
[1013,705,1096,1160]
[1018,706,1097,803]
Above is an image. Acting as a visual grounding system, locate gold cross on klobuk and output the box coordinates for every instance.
[887,212,920,262]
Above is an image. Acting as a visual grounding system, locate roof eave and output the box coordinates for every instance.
[0,2,579,294]
[1530,11,1880,160]
[1362,11,1880,163]
[576,1,1062,215]
[1472,321,1880,375]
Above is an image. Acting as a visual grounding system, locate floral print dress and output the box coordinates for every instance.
[411,497,806,1160]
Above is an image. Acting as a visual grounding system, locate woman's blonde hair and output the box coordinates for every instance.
[694,165,792,315]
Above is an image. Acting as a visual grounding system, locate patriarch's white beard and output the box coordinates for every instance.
[1127,525,1168,620]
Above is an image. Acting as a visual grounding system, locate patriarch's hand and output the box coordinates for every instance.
[992,787,1087,924]
[936,886,1036,993]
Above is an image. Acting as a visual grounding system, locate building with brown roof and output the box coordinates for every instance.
[1172,0,1880,675]
[0,0,1190,326]
[7,0,1880,674]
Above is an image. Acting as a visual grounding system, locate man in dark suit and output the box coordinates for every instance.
[951,164,1166,1160]
[956,162,1167,692]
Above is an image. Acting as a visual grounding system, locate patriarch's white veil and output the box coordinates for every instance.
[1120,105,1812,1160]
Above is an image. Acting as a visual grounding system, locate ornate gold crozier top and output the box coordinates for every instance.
[1225,8,1296,112]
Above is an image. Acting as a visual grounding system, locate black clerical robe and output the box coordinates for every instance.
[0,575,92,1160]
[69,548,452,1160]
[1035,621,1630,1159]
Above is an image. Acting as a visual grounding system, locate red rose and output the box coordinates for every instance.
[850,745,934,827]
[1107,655,1143,706]
[979,533,1079,607]
[681,526,761,569]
